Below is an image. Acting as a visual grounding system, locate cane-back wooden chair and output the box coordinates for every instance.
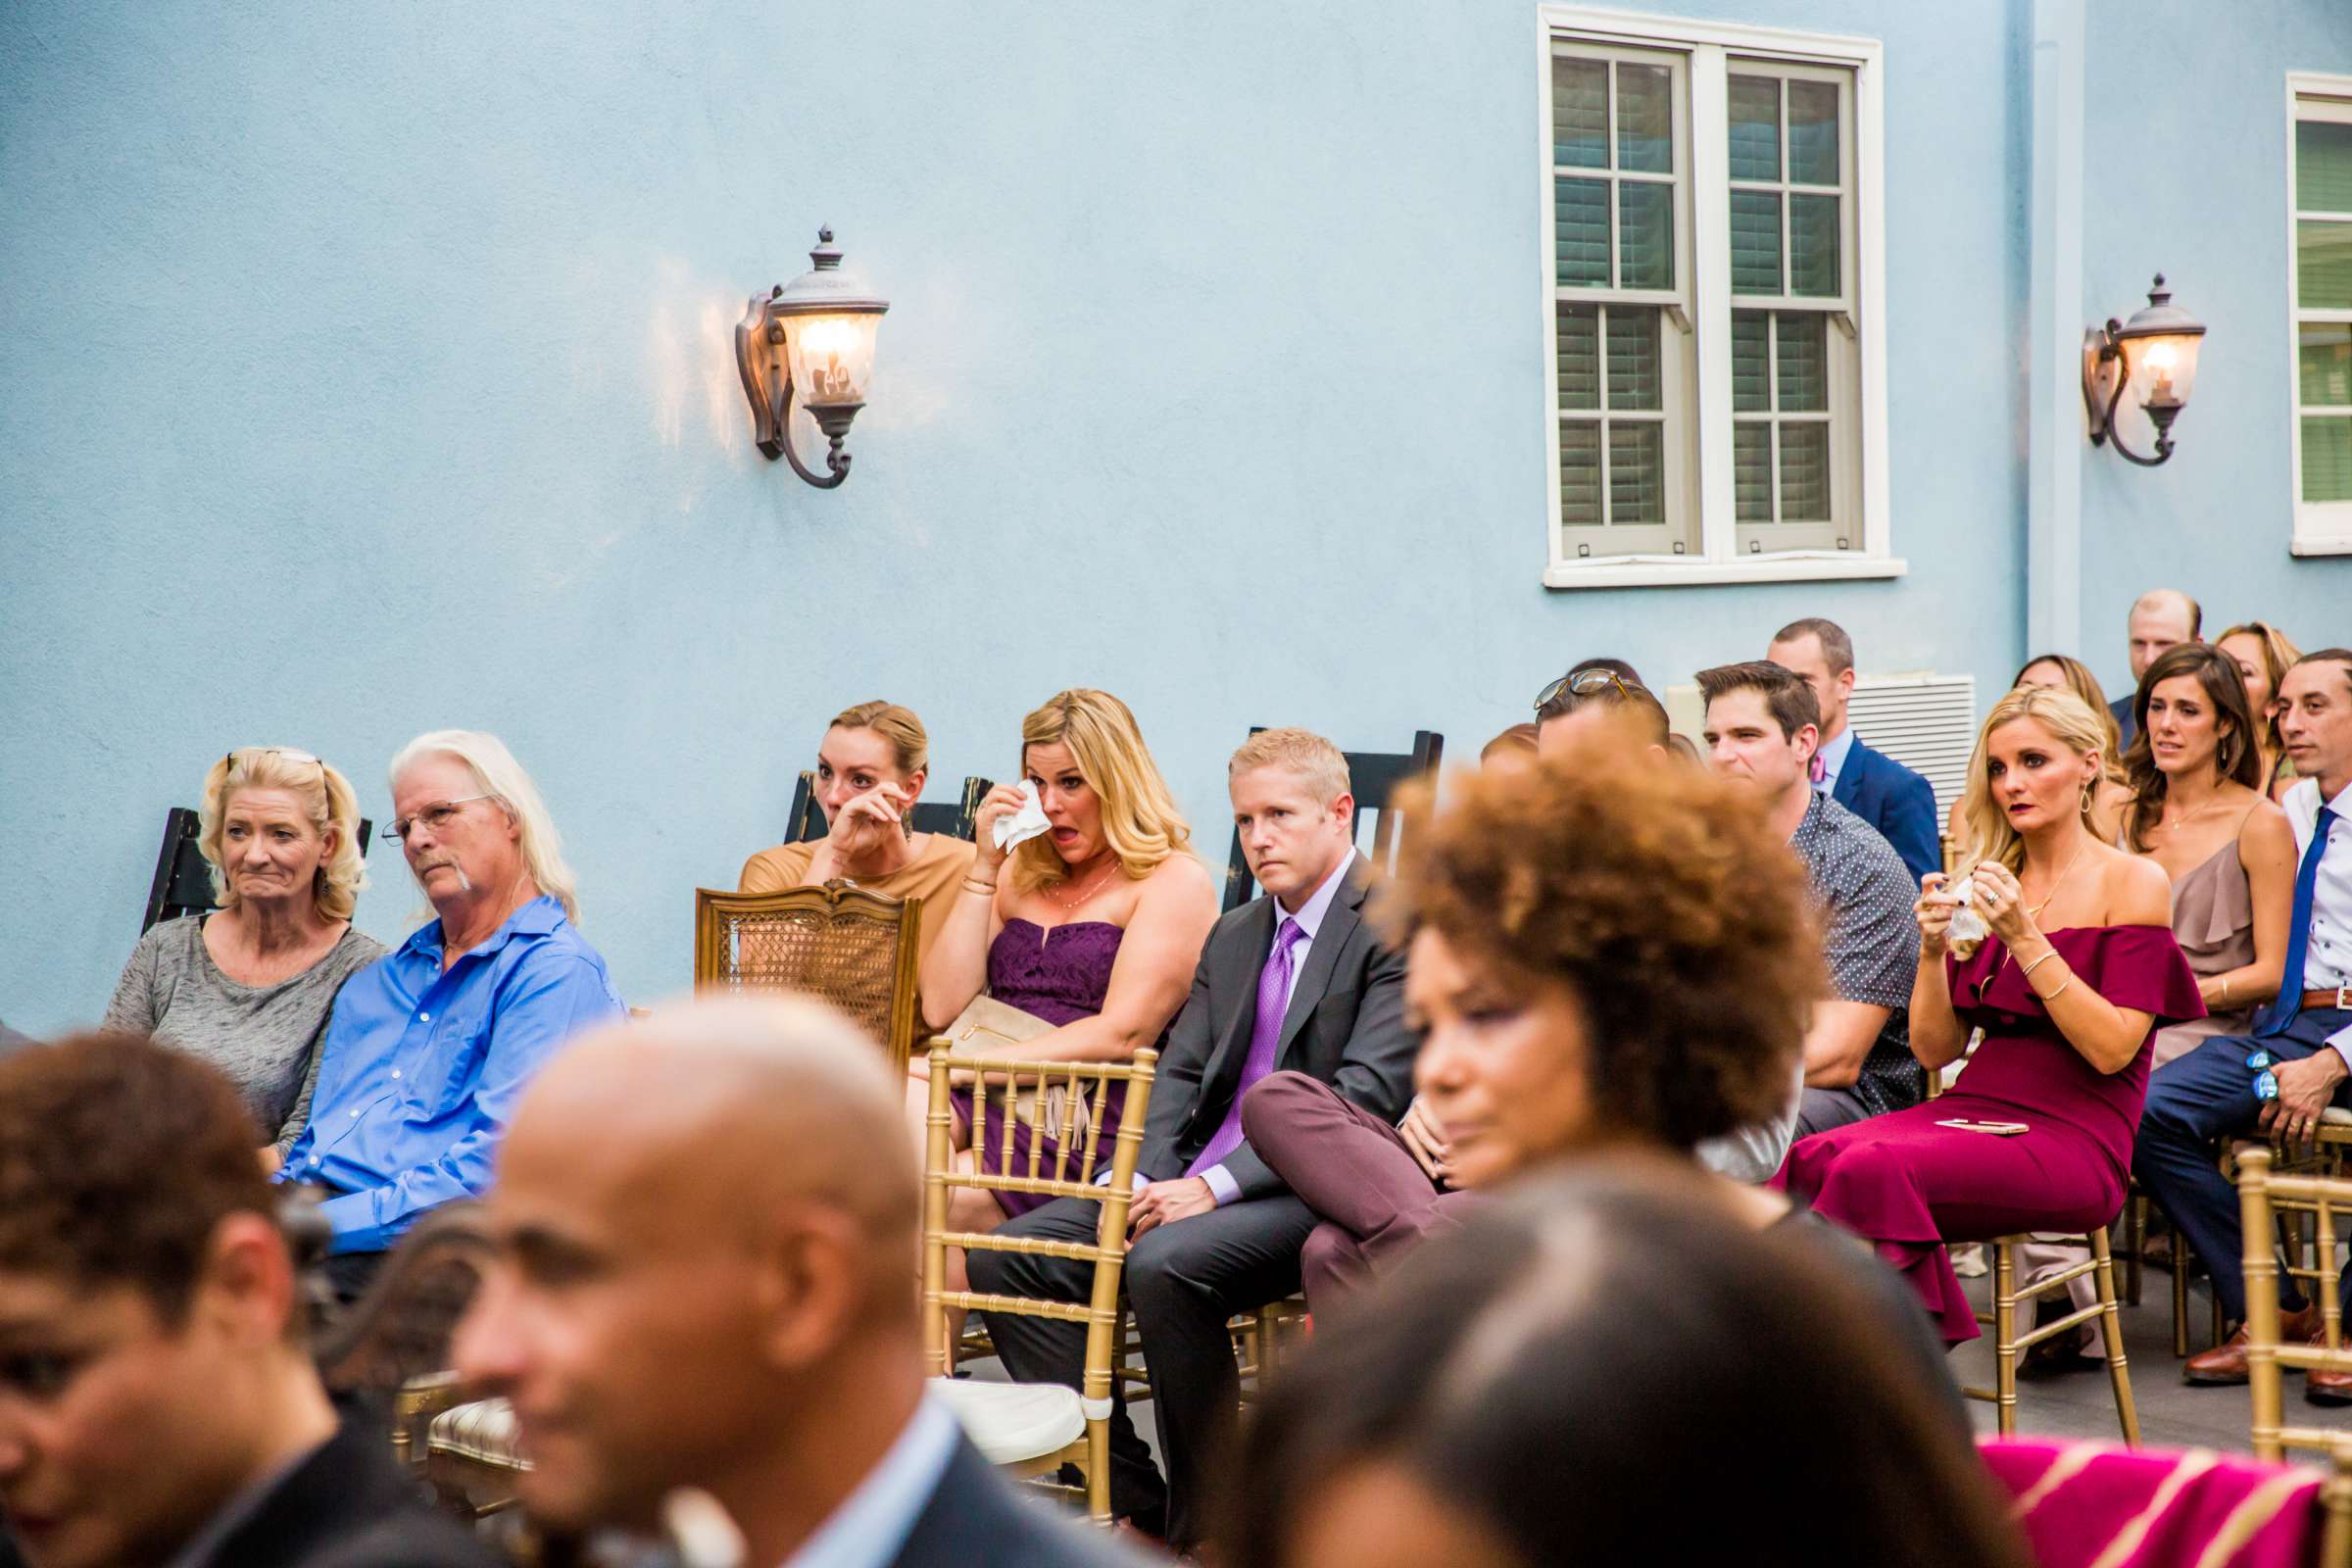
[693,883,923,1066]
[921,1047,1156,1525]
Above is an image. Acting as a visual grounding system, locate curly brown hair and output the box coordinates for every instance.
[1376,738,1821,1151]
[0,1033,277,1322]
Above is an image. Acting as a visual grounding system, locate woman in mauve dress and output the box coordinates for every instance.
[915,689,1217,1312]
[1780,686,2203,1345]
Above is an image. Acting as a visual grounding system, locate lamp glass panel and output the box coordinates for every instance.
[1556,304,1601,409]
[1731,191,1783,294]
[1788,80,1840,185]
[2299,219,2352,309]
[2301,321,2352,407]
[1732,311,1770,412]
[1617,182,1674,288]
[783,313,880,408]
[2302,415,2352,504]
[1608,422,1664,523]
[1778,423,1831,521]
[1605,307,1662,411]
[1788,195,1839,297]
[2297,119,2352,213]
[1555,177,1612,285]
[1734,423,1773,521]
[1776,312,1829,411]
[1615,63,1673,172]
[1728,75,1780,181]
[1552,58,1609,168]
[2124,332,2201,410]
[1559,420,1602,525]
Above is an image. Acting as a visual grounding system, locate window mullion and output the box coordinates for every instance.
[1689,44,1736,563]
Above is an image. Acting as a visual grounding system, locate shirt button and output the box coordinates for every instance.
[349,1107,361,1117]
[391,1069,402,1081]
[420,1011,432,1022]
[309,1155,320,1166]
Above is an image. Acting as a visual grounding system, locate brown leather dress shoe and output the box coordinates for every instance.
[2309,1354,2352,1406]
[2184,1304,2328,1385]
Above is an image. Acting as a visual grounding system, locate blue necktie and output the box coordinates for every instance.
[2257,805,2338,1038]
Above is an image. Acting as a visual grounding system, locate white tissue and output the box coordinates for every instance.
[1946,875,1988,946]
[993,779,1053,853]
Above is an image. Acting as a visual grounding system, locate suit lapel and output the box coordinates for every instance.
[1832,737,1868,808]
[1273,856,1368,1064]
[1198,896,1277,1100]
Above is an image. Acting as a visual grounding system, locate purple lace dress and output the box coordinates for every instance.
[957,918,1129,1217]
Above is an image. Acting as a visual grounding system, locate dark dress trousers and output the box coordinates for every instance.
[179,1408,499,1568]
[895,1434,1153,1568]
[968,854,1414,1551]
[1832,734,1941,887]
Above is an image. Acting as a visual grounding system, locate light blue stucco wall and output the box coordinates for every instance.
[0,1,2330,1031]
[2075,0,2352,699]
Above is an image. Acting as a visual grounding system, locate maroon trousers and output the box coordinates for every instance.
[1241,1069,1483,1309]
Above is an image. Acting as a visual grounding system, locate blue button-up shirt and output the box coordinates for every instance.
[277,895,623,1254]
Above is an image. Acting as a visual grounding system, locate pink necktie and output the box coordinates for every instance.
[1809,753,1828,787]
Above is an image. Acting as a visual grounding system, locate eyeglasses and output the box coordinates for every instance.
[382,796,494,843]
[2250,1047,2280,1102]
[1534,668,1629,712]
[224,748,326,785]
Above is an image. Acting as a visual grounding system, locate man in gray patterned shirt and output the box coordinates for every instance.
[1698,662,1924,1140]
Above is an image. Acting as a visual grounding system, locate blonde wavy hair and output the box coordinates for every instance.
[1008,690,1194,893]
[1952,687,2112,882]
[389,730,583,923]
[199,748,368,920]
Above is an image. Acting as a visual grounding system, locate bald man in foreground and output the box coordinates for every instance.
[452,998,1137,1568]
[2112,588,2201,748]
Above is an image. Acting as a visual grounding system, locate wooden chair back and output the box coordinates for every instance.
[921,1048,1156,1522]
[143,804,375,936]
[2238,1146,2352,1460]
[1220,730,1443,912]
[785,773,993,844]
[692,884,923,1066]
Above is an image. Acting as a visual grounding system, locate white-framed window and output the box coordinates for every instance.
[2290,73,2352,557]
[1540,9,1895,588]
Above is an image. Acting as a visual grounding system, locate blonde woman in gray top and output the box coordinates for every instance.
[104,747,386,1165]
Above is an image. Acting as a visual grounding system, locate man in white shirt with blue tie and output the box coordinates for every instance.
[2137,649,2352,1398]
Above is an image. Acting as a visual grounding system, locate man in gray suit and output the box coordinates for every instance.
[971,728,1417,1554]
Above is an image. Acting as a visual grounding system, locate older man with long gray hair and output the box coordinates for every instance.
[276,730,622,1298]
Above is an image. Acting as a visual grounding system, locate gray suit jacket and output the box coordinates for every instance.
[1134,854,1415,1198]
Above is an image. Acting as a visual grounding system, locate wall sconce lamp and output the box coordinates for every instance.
[2082,273,2207,467]
[735,228,890,487]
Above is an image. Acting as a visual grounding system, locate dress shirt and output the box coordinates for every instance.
[276,895,623,1253]
[1813,725,1857,798]
[1200,852,1354,1206]
[782,1395,959,1568]
[2284,778,2352,1066]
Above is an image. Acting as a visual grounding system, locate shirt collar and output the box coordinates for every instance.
[1789,789,1831,851]
[1280,851,1356,941]
[400,893,565,962]
[782,1396,960,1568]
[1816,726,1858,787]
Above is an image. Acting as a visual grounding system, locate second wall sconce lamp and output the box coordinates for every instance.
[2082,273,2207,467]
[735,228,890,487]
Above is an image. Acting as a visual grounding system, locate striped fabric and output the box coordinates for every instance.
[1979,1439,2327,1568]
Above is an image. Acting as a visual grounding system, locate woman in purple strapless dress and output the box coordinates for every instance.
[915,691,1219,1290]
[1779,687,2202,1345]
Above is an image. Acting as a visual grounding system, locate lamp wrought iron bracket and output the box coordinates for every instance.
[2082,322,2176,468]
[734,289,855,487]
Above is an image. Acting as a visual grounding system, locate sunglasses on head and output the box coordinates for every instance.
[1534,668,1629,712]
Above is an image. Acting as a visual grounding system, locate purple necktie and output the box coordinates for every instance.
[1188,916,1305,1178]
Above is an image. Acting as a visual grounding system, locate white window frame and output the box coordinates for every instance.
[2288,71,2352,557]
[1538,7,1897,588]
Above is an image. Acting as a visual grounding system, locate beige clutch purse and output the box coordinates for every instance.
[940,996,1085,1131]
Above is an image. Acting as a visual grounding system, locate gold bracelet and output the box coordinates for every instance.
[2220,976,2231,1004]
[2036,975,2073,1004]
[2020,950,2062,980]
[961,878,998,897]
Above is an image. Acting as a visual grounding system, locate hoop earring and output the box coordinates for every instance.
[2081,780,2095,814]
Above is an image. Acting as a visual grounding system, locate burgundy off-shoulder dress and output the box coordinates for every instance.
[1777,925,2203,1345]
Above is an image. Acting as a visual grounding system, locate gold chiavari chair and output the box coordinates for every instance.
[693,883,922,1066]
[2236,1146,2352,1461]
[921,1047,1156,1525]
[1964,1229,2139,1444]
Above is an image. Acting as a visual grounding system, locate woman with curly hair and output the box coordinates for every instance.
[1781,686,2203,1345]
[1239,724,1948,1396]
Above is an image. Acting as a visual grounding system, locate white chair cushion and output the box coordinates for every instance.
[928,1377,1085,1466]
[2324,1106,2352,1127]
[426,1396,528,1469]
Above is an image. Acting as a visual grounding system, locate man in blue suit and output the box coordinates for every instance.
[1767,617,1940,886]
